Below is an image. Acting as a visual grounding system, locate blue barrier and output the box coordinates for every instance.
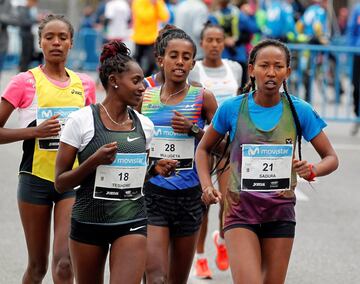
[5,27,360,123]
[287,43,360,123]
[4,27,104,71]
[68,28,104,71]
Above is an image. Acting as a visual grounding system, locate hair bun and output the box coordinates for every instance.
[100,40,130,63]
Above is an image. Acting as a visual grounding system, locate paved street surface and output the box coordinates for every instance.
[1,70,359,283]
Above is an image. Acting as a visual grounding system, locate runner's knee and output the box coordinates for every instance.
[149,275,168,284]
[53,255,72,279]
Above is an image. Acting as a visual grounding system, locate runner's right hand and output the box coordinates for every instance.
[201,185,222,205]
[35,114,61,138]
[92,142,118,166]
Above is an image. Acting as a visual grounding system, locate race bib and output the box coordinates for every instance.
[241,144,293,191]
[36,106,79,150]
[149,126,195,170]
[94,153,147,201]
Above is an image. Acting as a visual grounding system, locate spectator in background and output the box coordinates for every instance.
[262,0,296,42]
[79,5,96,30]
[94,0,107,28]
[346,3,360,135]
[210,0,260,87]
[175,0,209,59]
[296,0,329,102]
[132,0,169,77]
[79,5,98,70]
[296,0,329,45]
[18,0,42,72]
[93,0,108,43]
[104,0,131,43]
[0,0,19,82]
[338,7,348,36]
[290,0,305,22]
[165,0,177,25]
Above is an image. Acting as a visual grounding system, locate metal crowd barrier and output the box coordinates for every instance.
[287,43,360,123]
[4,27,104,71]
[5,27,360,123]
[67,28,104,71]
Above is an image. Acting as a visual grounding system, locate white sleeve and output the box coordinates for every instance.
[104,3,114,19]
[188,63,201,84]
[134,110,154,150]
[60,106,95,152]
[228,60,243,87]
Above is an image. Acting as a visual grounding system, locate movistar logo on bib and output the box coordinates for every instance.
[241,144,293,191]
[154,126,189,139]
[37,107,79,119]
[111,154,147,167]
[244,145,293,158]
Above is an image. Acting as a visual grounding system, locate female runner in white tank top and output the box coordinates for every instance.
[188,22,242,278]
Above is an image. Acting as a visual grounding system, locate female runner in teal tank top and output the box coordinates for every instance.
[55,41,177,284]
[138,28,218,284]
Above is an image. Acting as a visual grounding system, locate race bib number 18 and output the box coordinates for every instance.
[241,144,293,191]
[94,153,147,201]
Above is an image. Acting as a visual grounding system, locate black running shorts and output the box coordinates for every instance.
[17,173,75,205]
[224,221,296,238]
[70,218,147,246]
[145,183,206,237]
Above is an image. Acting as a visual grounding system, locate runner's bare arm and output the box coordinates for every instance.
[0,99,61,144]
[55,141,118,193]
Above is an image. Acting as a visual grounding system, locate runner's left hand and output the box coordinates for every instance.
[293,159,312,180]
[171,110,193,134]
[156,159,178,177]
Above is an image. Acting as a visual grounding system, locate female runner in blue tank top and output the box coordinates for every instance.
[55,41,177,284]
[138,28,218,284]
[196,39,339,284]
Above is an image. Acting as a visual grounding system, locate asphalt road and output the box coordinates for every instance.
[0,70,359,283]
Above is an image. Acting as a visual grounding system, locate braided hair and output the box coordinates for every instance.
[157,28,197,58]
[154,24,178,59]
[98,40,134,89]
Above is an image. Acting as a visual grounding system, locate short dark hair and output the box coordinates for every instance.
[200,21,224,40]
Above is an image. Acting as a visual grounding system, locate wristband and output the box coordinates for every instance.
[305,164,316,182]
[147,161,158,177]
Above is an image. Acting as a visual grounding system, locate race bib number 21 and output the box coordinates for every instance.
[241,144,293,191]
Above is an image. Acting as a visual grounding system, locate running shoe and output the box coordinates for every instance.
[194,258,212,279]
[213,230,229,271]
